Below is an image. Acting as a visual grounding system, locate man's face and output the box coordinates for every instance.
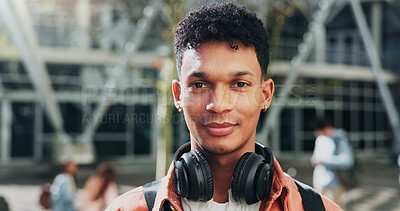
[172,41,274,154]
[313,126,333,137]
[66,162,78,175]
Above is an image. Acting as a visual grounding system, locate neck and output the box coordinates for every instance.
[65,171,74,176]
[208,153,239,203]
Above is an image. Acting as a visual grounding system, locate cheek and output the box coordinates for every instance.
[238,105,261,122]
[182,107,203,137]
[181,93,205,122]
[234,88,264,109]
[181,90,210,112]
[235,92,263,121]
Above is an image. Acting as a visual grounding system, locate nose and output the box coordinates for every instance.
[206,85,233,113]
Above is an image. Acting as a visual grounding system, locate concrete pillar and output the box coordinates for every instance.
[371,1,382,56]
[150,104,157,160]
[76,0,91,49]
[33,102,43,161]
[100,4,112,50]
[125,105,134,156]
[315,23,326,63]
[294,109,302,156]
[271,112,281,153]
[1,100,12,164]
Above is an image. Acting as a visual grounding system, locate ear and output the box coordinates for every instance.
[172,80,182,108]
[261,79,274,109]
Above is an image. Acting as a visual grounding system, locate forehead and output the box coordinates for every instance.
[180,41,261,80]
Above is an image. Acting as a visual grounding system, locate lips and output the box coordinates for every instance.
[203,122,237,136]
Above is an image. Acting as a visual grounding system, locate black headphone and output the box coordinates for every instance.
[173,142,274,205]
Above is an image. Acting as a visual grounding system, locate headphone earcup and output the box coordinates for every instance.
[192,150,213,201]
[231,152,253,203]
[174,160,189,198]
[231,152,272,204]
[175,150,213,202]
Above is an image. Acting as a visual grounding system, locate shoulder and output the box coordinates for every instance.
[105,182,119,196]
[316,135,334,143]
[54,173,66,179]
[52,173,68,184]
[316,135,335,147]
[83,176,98,189]
[105,186,148,211]
[320,195,343,210]
[107,181,118,190]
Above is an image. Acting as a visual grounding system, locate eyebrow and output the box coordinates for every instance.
[232,70,255,77]
[187,71,207,79]
[186,70,255,79]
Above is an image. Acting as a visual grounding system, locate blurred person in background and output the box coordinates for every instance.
[50,160,78,211]
[78,162,118,211]
[0,196,10,211]
[107,3,341,211]
[310,118,354,210]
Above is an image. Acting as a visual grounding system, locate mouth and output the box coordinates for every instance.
[202,122,238,136]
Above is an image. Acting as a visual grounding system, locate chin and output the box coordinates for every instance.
[196,135,244,155]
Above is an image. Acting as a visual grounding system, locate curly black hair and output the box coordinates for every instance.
[174,2,269,77]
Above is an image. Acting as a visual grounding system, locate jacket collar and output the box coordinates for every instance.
[152,163,183,211]
[262,157,289,210]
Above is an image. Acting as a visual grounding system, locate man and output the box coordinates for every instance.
[107,3,341,210]
[0,196,9,211]
[310,119,354,210]
[50,161,78,211]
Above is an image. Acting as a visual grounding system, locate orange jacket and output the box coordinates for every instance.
[106,158,342,211]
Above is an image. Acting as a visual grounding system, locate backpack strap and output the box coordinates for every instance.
[294,179,326,211]
[143,180,161,211]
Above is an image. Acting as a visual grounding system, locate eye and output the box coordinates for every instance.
[235,82,248,88]
[191,82,206,89]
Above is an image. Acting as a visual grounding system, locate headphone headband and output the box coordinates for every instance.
[174,142,273,165]
[255,142,274,170]
[173,142,191,163]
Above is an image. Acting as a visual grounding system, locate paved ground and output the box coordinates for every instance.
[0,155,399,211]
